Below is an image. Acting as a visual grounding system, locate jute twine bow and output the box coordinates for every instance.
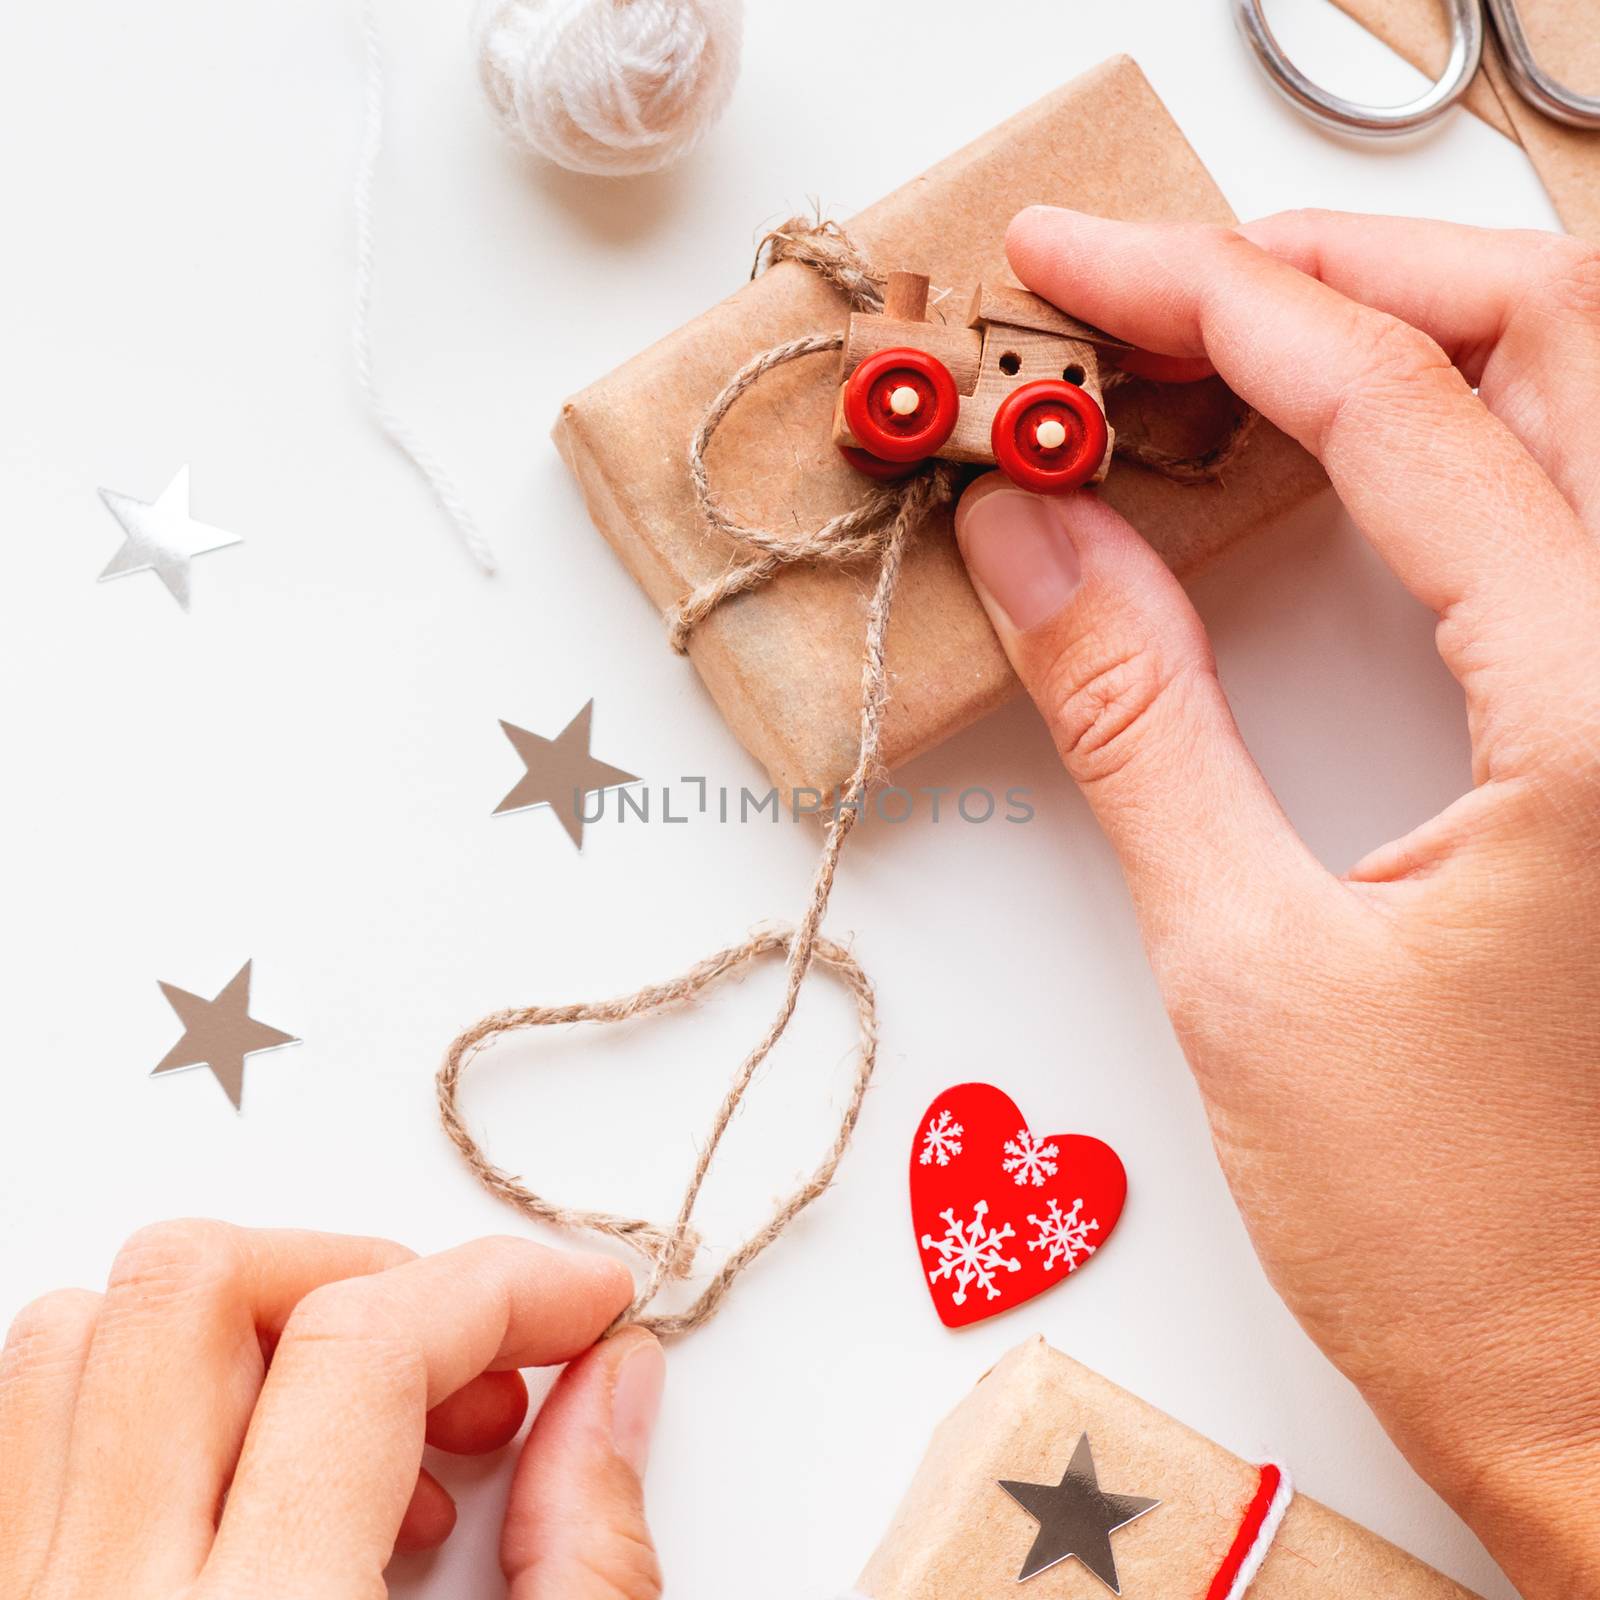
[437,217,1254,1336]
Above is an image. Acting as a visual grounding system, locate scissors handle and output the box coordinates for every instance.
[1234,0,1485,137]
[1238,0,1600,137]
[1486,0,1600,131]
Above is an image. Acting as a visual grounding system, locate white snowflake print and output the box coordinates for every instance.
[1002,1128,1060,1187]
[1026,1196,1100,1274]
[921,1200,1021,1306]
[919,1108,965,1167]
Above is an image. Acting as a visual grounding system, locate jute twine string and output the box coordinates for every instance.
[437,217,1253,1336]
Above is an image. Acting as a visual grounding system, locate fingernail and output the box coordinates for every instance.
[610,1336,665,1477]
[956,487,1083,631]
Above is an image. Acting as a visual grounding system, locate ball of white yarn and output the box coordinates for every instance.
[475,0,743,178]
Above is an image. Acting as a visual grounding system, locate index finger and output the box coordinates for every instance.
[1006,206,1600,772]
[1239,210,1600,525]
[207,1237,632,1598]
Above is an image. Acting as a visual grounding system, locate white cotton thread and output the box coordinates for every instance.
[475,0,743,177]
[354,0,498,575]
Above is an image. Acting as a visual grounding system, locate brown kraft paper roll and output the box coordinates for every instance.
[1330,0,1600,242]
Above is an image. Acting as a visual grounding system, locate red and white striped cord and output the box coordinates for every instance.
[1205,1462,1295,1600]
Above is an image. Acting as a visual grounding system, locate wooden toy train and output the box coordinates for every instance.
[832,269,1135,493]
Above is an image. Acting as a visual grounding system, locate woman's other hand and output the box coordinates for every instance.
[0,1225,664,1599]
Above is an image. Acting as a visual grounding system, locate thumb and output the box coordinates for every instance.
[954,473,1318,950]
[500,1326,665,1600]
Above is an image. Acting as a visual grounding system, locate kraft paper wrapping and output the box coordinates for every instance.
[854,1338,1483,1600]
[554,57,1326,799]
[1331,0,1600,242]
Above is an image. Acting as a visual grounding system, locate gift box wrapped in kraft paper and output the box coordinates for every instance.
[851,1338,1482,1600]
[554,56,1327,799]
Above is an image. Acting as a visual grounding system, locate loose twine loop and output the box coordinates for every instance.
[437,929,877,1335]
[437,217,1255,1336]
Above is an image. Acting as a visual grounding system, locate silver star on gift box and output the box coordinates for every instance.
[999,1432,1160,1593]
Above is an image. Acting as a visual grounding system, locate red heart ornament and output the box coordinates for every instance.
[910,1082,1126,1329]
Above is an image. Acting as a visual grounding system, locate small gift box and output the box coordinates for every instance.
[851,1337,1482,1600]
[554,56,1327,798]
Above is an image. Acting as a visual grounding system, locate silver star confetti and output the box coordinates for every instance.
[151,960,299,1111]
[494,700,640,849]
[98,465,241,609]
[998,1432,1160,1593]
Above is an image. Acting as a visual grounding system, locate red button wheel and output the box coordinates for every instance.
[991,379,1108,494]
[836,443,919,481]
[841,347,960,464]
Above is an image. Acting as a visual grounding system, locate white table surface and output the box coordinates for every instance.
[1,3,1561,1596]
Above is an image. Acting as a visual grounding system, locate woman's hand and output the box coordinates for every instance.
[0,1224,665,1600]
[954,208,1600,1600]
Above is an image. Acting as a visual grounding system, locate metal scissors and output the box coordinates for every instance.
[1235,0,1600,134]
